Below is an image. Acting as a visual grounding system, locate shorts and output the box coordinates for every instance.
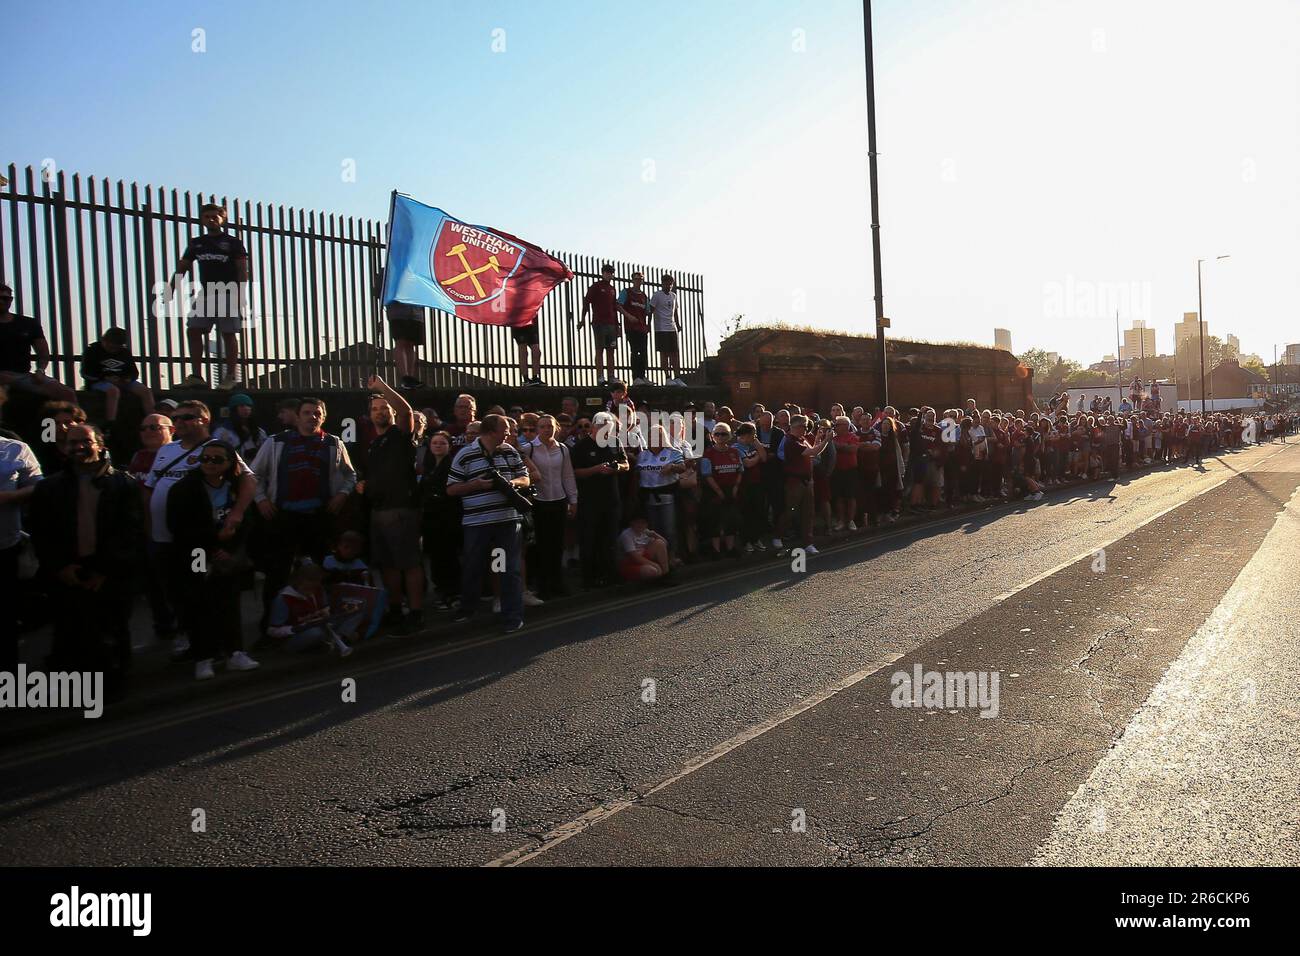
[592,324,620,349]
[619,553,650,581]
[700,494,740,538]
[389,315,423,345]
[813,471,831,507]
[830,469,857,499]
[187,284,244,335]
[923,463,944,490]
[369,507,422,570]
[0,372,41,393]
[510,323,540,347]
[656,329,679,356]
[86,378,138,393]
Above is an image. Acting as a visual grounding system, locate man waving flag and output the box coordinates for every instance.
[382,193,572,330]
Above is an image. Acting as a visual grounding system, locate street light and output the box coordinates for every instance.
[1196,255,1230,414]
[863,0,888,408]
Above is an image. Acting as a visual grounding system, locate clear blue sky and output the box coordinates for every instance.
[4,0,1297,363]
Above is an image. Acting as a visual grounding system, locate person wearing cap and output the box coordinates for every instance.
[581,263,621,387]
[157,398,181,415]
[212,393,268,459]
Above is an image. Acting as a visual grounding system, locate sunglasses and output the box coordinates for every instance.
[171,413,200,422]
[199,456,229,465]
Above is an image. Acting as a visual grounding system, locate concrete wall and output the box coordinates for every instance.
[715,328,1034,413]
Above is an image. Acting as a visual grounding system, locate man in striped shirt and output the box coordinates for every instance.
[446,414,531,633]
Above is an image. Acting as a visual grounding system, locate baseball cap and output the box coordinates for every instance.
[158,398,180,412]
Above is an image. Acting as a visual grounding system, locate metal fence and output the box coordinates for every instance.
[0,163,707,390]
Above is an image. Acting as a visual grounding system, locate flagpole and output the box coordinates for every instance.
[864,0,889,408]
[376,190,397,383]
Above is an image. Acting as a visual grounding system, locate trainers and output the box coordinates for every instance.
[399,376,425,390]
[452,612,473,624]
[847,521,858,531]
[181,374,207,388]
[522,591,545,608]
[632,377,652,387]
[502,620,524,634]
[195,659,216,681]
[492,598,502,614]
[771,538,784,550]
[217,376,242,391]
[831,520,844,532]
[754,540,768,552]
[171,634,191,659]
[804,544,820,556]
[227,650,260,672]
[744,542,754,553]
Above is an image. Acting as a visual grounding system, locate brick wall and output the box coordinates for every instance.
[716,328,1034,413]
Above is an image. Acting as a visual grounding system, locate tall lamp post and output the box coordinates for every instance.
[1196,255,1230,414]
[864,0,888,408]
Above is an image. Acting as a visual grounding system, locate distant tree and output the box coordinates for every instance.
[1065,368,1109,387]
[723,313,746,338]
[1243,355,1269,380]
[1017,348,1058,382]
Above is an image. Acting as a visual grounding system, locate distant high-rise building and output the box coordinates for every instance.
[994,328,1012,351]
[1046,352,1060,366]
[1224,334,1241,359]
[1175,312,1206,352]
[1119,320,1157,364]
[1285,344,1300,366]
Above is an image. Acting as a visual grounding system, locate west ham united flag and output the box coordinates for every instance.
[382,193,572,328]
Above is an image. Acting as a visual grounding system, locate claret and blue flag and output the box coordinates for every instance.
[382,193,573,328]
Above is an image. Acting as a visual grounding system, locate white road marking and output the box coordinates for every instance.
[486,652,905,867]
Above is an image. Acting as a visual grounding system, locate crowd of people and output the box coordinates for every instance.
[2,356,1294,698]
[2,204,1297,699]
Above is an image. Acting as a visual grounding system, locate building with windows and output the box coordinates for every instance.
[1120,320,1157,365]
[994,328,1012,351]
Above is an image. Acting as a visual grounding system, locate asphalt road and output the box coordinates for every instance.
[1,440,1296,867]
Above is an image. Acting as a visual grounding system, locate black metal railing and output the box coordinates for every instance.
[1,163,706,390]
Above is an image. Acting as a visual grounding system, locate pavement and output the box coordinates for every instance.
[0,438,1296,866]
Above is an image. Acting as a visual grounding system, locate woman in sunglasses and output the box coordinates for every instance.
[166,440,261,681]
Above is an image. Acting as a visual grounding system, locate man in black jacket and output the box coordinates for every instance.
[28,423,143,687]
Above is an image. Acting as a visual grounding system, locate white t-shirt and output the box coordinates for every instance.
[969,425,988,460]
[648,290,676,332]
[637,447,684,489]
[145,438,250,544]
[618,526,653,555]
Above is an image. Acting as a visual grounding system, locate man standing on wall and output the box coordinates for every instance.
[581,264,622,388]
[619,271,652,387]
[649,274,685,387]
[170,204,250,390]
